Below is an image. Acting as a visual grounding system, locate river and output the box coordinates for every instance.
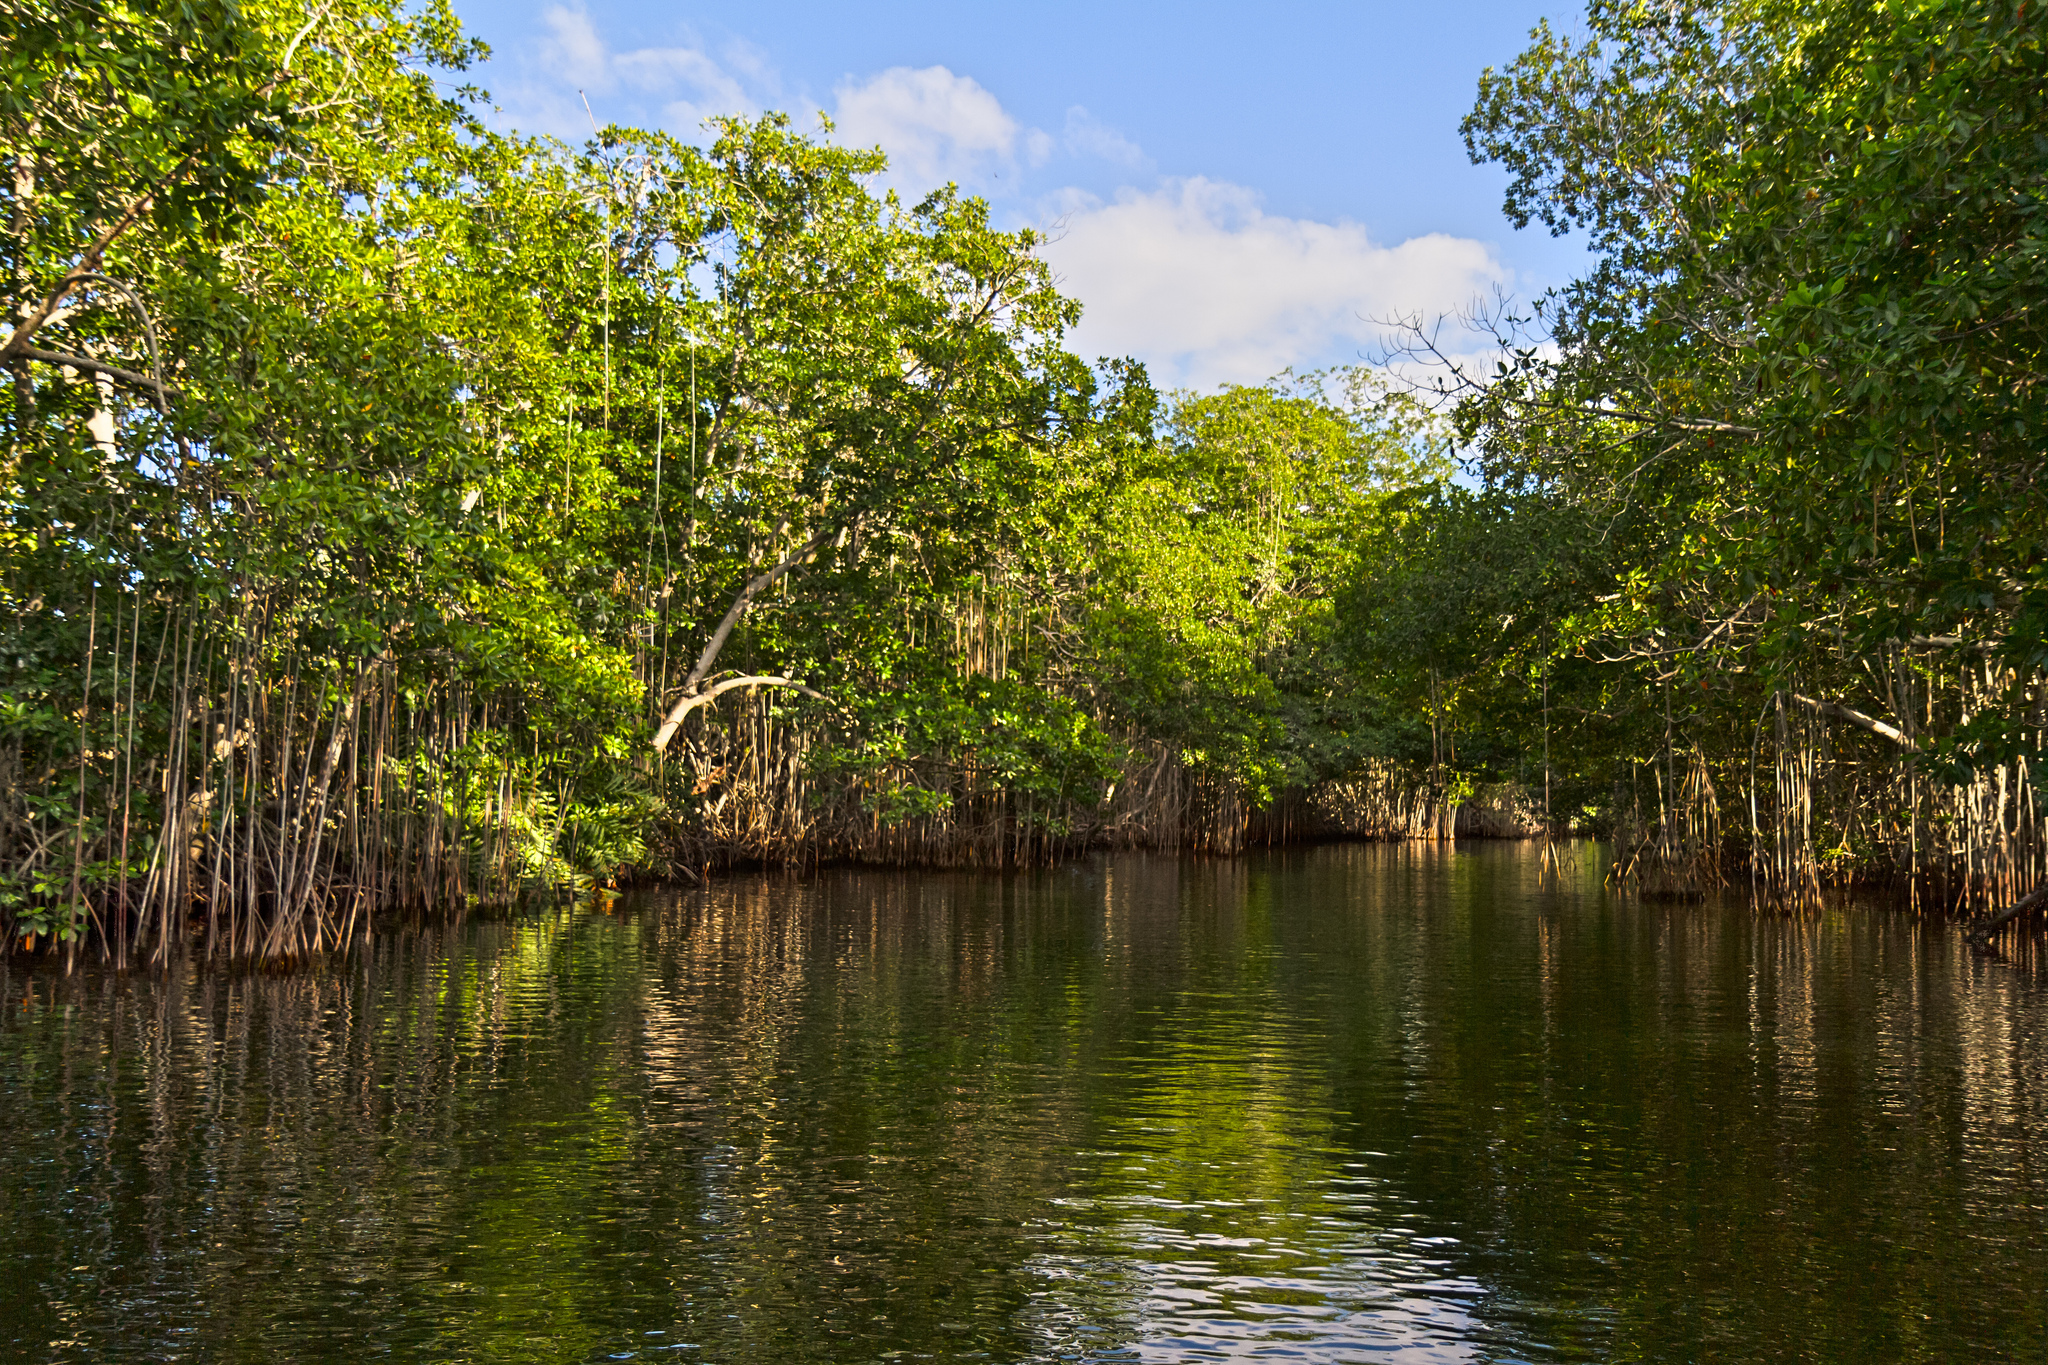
[3,842,2044,1362]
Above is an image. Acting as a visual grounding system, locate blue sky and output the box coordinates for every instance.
[453,0,1591,390]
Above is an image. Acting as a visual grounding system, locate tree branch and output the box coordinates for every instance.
[651,675,827,753]
[649,524,842,751]
[1,35,312,365]
[1,180,179,359]
[1790,693,1918,751]
[67,272,171,407]
[13,346,175,398]
[1910,635,1999,655]
[679,526,833,690]
[1966,881,2048,948]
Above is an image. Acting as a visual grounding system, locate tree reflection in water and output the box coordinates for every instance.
[3,844,2044,1362]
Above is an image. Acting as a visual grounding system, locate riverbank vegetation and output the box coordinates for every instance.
[1412,0,2045,935]
[4,0,2042,963]
[2,0,1454,964]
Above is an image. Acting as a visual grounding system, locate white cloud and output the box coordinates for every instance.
[830,66,1031,190]
[1062,107,1145,168]
[1039,178,1509,390]
[499,21,1503,394]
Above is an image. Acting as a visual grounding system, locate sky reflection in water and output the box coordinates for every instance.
[3,843,2045,1362]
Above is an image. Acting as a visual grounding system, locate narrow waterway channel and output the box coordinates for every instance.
[3,843,2044,1363]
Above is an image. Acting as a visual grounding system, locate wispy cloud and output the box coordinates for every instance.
[1062,107,1145,168]
[540,5,609,90]
[499,6,779,141]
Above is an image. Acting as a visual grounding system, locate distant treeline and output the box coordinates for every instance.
[4,0,2042,964]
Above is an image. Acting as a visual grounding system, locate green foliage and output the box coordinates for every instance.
[1073,371,1452,800]
[1389,0,2048,869]
[1461,0,2046,688]
[814,672,1123,829]
[21,0,1417,955]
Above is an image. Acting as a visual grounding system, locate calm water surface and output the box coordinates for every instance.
[3,843,2045,1363]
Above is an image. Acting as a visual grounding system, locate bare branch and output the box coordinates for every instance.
[674,525,835,695]
[58,273,170,407]
[1790,693,1918,752]
[1910,635,1999,655]
[279,5,331,74]
[651,675,827,753]
[1967,881,2048,948]
[649,522,847,750]
[14,346,174,398]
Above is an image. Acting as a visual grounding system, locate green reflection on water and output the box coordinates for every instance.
[2,844,2044,1363]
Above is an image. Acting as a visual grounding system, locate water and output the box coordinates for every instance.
[3,843,2044,1363]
